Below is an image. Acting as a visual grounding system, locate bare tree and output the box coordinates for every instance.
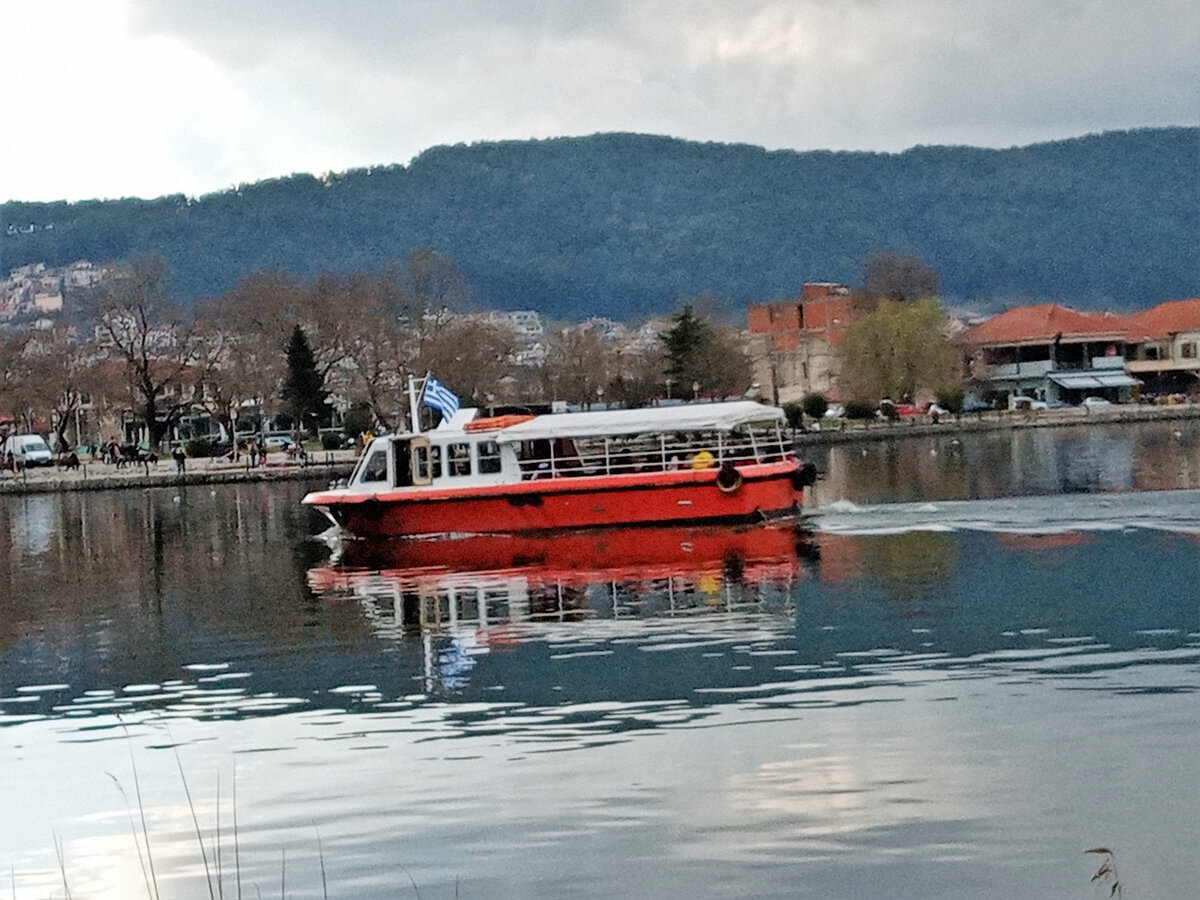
[606,337,665,408]
[0,332,32,427]
[19,330,98,450]
[81,256,201,447]
[864,253,940,303]
[414,317,518,406]
[543,325,615,407]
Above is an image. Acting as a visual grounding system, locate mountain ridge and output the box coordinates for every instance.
[3,127,1197,319]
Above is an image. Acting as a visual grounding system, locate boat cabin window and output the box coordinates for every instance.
[408,438,442,486]
[517,437,583,479]
[477,439,502,474]
[413,444,432,482]
[448,442,472,477]
[360,447,388,483]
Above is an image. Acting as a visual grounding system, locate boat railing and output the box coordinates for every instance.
[516,427,792,480]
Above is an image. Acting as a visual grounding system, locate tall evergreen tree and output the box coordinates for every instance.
[280,325,328,434]
[660,304,751,399]
[661,305,710,396]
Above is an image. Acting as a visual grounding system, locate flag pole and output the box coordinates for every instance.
[408,373,428,434]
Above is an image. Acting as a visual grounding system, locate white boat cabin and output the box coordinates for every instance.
[342,401,795,494]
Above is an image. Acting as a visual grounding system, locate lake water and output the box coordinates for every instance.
[3,420,1200,898]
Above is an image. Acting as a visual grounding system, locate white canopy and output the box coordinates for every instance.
[1049,372,1141,389]
[492,401,785,443]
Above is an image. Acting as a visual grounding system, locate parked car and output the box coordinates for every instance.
[2,433,54,467]
[1081,396,1113,410]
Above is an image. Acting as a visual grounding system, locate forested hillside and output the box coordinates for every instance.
[3,128,1197,319]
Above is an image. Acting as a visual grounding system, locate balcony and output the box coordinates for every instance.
[984,359,1054,379]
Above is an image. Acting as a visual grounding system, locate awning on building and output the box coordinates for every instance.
[1095,373,1141,388]
[1049,372,1141,390]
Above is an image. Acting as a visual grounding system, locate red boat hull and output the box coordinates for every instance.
[305,460,805,538]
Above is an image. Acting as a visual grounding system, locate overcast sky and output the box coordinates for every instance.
[3,0,1197,202]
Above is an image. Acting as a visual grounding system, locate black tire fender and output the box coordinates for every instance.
[792,462,817,489]
[716,462,743,493]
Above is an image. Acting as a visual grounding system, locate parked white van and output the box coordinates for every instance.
[2,434,54,467]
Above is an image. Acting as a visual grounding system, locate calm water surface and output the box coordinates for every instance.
[3,421,1200,898]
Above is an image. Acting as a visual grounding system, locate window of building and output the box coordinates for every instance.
[1183,342,1197,359]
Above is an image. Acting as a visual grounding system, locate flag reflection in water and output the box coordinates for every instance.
[307,522,819,691]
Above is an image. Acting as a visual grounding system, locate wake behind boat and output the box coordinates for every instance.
[303,383,817,539]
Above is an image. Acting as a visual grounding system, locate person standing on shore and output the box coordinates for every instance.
[172,445,187,474]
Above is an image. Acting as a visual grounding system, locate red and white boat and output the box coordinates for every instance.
[303,399,816,539]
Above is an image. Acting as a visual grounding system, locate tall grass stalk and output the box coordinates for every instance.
[233,762,242,900]
[1086,846,1123,897]
[117,720,160,900]
[106,772,158,900]
[399,861,423,900]
[172,744,216,900]
[215,772,224,900]
[53,831,72,900]
[315,825,328,900]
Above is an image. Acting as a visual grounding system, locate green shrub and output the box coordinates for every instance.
[320,431,345,450]
[800,393,829,420]
[935,389,965,415]
[341,404,373,438]
[186,437,220,458]
[781,402,804,430]
[844,400,876,420]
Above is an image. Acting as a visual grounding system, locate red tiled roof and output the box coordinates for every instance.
[1125,298,1200,340]
[960,304,1129,345]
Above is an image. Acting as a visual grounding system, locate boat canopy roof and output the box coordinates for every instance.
[491,401,785,443]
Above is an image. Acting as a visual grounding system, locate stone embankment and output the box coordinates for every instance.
[795,402,1200,447]
[0,450,357,495]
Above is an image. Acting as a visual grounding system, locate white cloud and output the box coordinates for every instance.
[2,0,1196,202]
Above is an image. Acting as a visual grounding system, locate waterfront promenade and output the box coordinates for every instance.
[794,399,1200,447]
[5,402,1200,495]
[0,448,358,495]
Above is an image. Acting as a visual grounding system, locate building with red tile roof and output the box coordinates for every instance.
[959,303,1139,407]
[1124,298,1200,394]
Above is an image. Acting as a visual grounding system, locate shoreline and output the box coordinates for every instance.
[0,450,357,495]
[5,404,1200,495]
[793,401,1200,447]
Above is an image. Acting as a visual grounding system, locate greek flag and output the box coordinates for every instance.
[423,375,460,418]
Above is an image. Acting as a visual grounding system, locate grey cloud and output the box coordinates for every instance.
[128,0,1199,165]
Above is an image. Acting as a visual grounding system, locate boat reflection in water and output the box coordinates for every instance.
[307,522,818,691]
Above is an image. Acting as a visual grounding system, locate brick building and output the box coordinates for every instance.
[747,283,861,404]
